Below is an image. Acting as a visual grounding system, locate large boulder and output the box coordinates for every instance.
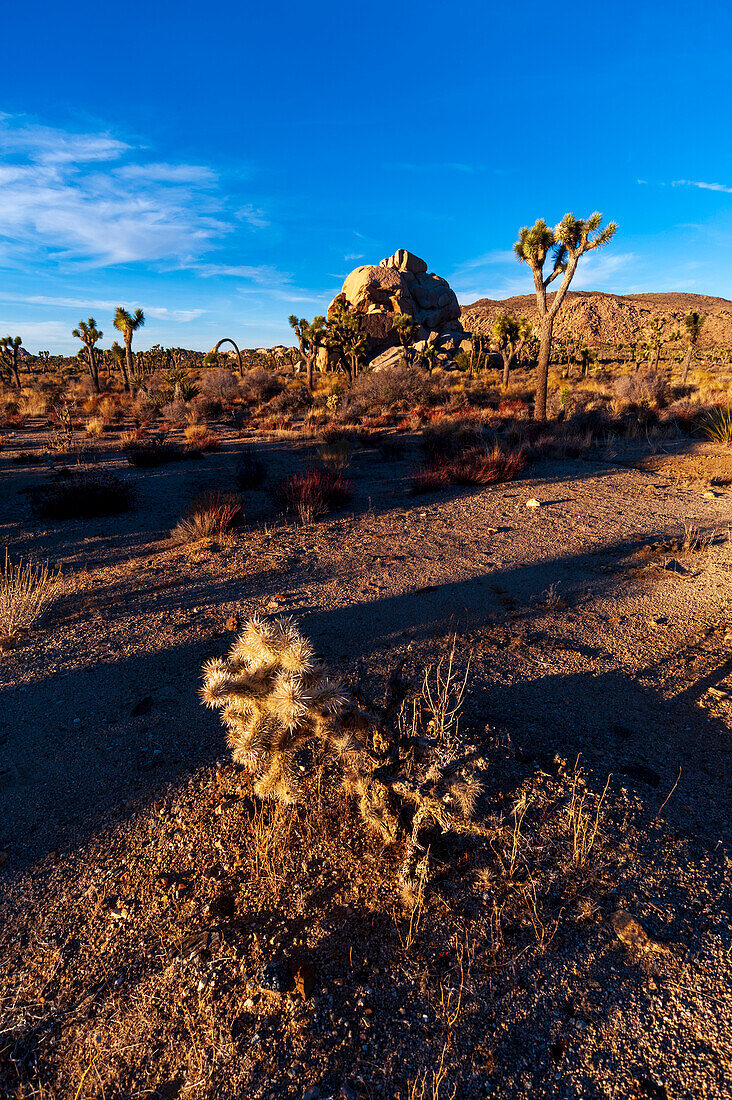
[330,249,462,358]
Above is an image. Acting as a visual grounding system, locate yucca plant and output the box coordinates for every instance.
[0,551,60,638]
[701,406,732,445]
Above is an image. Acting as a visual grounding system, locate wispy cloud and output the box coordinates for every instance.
[344,252,364,261]
[673,179,732,194]
[387,162,486,174]
[194,262,293,285]
[0,116,272,269]
[0,290,203,323]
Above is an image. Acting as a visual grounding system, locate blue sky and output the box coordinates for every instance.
[1,0,730,353]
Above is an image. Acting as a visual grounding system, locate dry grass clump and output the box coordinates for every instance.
[183,424,221,451]
[317,436,353,471]
[412,444,525,493]
[171,490,242,544]
[0,550,60,637]
[275,468,352,523]
[29,470,135,520]
[85,415,106,437]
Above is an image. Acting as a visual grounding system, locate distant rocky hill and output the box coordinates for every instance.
[460,291,732,350]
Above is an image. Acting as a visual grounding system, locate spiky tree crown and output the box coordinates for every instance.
[201,616,349,803]
[114,307,145,337]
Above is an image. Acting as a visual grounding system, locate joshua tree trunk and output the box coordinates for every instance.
[680,345,693,384]
[502,352,512,388]
[652,345,661,370]
[306,350,315,392]
[121,339,132,392]
[88,349,100,393]
[534,319,553,421]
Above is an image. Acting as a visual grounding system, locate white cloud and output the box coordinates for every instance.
[194,262,293,285]
[673,179,732,194]
[0,116,274,269]
[115,162,217,185]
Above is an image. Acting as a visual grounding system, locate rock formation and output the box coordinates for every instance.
[329,249,463,358]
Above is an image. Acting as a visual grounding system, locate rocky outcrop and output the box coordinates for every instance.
[461,291,732,350]
[330,249,463,358]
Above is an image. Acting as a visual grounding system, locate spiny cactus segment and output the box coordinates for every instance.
[200,615,351,802]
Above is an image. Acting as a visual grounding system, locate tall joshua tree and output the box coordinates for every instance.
[113,307,145,392]
[514,212,617,420]
[72,318,103,393]
[0,336,23,387]
[680,311,706,384]
[646,316,665,370]
[326,295,368,383]
[289,314,327,391]
[394,312,419,364]
[492,313,530,388]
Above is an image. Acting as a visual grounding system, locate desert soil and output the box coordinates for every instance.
[0,422,730,1099]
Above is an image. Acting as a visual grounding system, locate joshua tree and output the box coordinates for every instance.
[113,307,145,392]
[680,311,706,384]
[514,212,617,420]
[393,312,419,364]
[207,338,244,377]
[72,318,103,393]
[326,296,367,383]
[645,317,665,370]
[0,336,23,387]
[289,315,327,391]
[492,313,530,387]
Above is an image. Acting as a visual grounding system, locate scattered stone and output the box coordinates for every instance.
[525,499,541,509]
[225,616,238,632]
[257,961,293,994]
[612,910,668,953]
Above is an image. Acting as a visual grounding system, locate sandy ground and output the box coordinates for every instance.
[0,422,730,1099]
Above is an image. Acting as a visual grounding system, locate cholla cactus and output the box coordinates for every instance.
[202,617,488,904]
[200,616,350,802]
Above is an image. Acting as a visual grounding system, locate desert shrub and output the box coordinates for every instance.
[19,390,49,416]
[200,367,240,404]
[171,491,242,544]
[421,418,485,461]
[123,433,188,466]
[0,551,60,638]
[236,448,267,489]
[448,444,526,485]
[411,444,524,493]
[266,385,312,417]
[613,367,668,409]
[30,470,135,519]
[351,364,431,414]
[159,398,188,424]
[240,368,283,405]
[497,398,530,419]
[700,406,732,445]
[183,424,221,452]
[275,468,352,523]
[85,416,106,437]
[660,400,703,434]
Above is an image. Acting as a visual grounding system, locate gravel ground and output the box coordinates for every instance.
[0,424,730,1099]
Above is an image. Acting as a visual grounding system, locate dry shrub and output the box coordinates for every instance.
[10,451,43,465]
[497,398,530,419]
[449,445,526,485]
[85,415,106,437]
[275,468,352,523]
[122,434,187,467]
[19,390,49,416]
[200,367,240,404]
[318,437,353,471]
[29,470,135,520]
[411,445,525,493]
[240,368,283,405]
[351,364,432,414]
[613,367,668,409]
[421,418,485,462]
[171,491,242,544]
[0,551,60,637]
[183,424,221,452]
